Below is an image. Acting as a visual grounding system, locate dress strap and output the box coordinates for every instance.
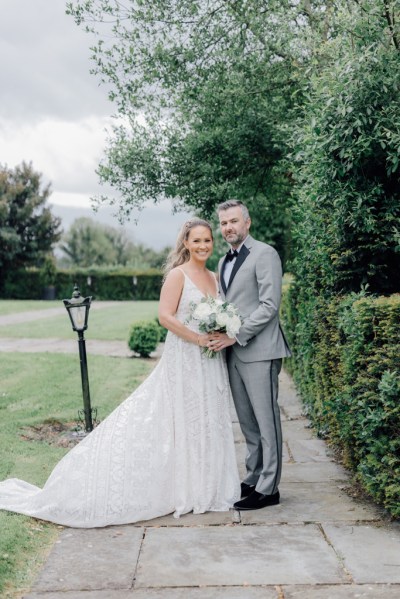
[212,272,219,296]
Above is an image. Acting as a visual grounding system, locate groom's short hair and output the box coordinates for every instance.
[217,200,250,221]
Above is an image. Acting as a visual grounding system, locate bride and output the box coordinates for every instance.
[0,219,240,527]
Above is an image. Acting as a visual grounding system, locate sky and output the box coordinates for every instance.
[0,0,191,249]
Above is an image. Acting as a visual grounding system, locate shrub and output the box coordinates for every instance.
[154,317,168,342]
[282,287,400,517]
[128,320,160,357]
[290,44,400,298]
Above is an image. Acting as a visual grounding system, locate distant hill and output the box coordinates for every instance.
[50,201,192,250]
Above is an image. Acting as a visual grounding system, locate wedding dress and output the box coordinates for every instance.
[0,271,240,527]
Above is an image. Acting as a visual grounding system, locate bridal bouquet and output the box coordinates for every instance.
[187,295,242,358]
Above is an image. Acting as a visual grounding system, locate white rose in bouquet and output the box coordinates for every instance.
[186,295,242,358]
[226,314,242,338]
[193,301,214,320]
[215,311,231,328]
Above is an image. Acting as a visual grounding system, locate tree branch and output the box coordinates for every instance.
[383,0,400,50]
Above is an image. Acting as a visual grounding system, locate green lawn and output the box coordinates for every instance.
[0,301,159,340]
[0,300,61,315]
[0,351,156,597]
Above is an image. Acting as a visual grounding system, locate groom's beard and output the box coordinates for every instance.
[223,232,245,246]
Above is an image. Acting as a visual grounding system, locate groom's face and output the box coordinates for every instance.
[219,207,251,249]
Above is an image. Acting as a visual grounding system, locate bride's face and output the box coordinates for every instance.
[184,226,213,262]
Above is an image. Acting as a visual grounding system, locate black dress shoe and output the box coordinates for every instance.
[234,490,280,511]
[240,482,256,497]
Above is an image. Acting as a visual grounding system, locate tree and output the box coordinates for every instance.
[0,162,62,286]
[68,1,399,270]
[290,1,400,296]
[59,217,169,268]
[66,0,321,260]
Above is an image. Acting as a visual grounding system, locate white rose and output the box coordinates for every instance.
[215,312,230,328]
[193,302,214,320]
[226,315,242,337]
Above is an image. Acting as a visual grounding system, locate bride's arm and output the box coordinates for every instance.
[158,269,210,347]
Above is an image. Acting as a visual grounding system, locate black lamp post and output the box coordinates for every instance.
[63,284,94,432]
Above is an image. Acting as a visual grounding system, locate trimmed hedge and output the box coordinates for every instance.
[282,289,400,517]
[1,268,163,301]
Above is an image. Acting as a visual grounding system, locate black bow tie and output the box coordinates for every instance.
[225,249,239,262]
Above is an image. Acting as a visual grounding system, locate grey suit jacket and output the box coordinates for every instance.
[218,236,291,363]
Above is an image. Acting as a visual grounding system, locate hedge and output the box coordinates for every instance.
[282,288,400,517]
[1,268,163,301]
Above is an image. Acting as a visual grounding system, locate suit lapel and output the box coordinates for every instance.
[220,257,228,295]
[228,244,250,289]
[219,236,253,294]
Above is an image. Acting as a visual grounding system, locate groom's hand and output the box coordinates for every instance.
[208,332,236,351]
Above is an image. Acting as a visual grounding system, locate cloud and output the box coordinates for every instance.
[0,0,111,123]
[0,115,112,194]
[0,0,194,250]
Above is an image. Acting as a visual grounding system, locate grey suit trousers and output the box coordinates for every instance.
[227,353,282,495]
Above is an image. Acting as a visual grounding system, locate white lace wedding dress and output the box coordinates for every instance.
[0,272,240,527]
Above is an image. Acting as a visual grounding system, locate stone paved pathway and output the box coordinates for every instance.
[1,307,399,598]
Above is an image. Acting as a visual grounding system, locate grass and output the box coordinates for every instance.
[0,349,156,597]
[0,301,61,315]
[0,301,159,340]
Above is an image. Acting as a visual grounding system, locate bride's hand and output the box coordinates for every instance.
[207,333,236,351]
[197,333,211,348]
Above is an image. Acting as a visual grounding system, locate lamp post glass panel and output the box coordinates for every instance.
[63,285,94,432]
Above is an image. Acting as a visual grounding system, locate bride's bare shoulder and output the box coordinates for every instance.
[169,266,186,277]
[164,267,185,285]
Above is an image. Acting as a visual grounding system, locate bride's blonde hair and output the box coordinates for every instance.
[163,218,213,279]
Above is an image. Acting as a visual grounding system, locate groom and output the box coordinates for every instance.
[209,200,291,510]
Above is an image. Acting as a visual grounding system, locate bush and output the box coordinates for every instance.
[282,286,400,517]
[154,317,168,342]
[290,43,400,298]
[128,320,160,357]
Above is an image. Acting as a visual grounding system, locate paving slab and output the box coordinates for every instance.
[26,587,279,599]
[282,419,315,442]
[32,526,144,592]
[281,462,349,484]
[133,508,240,527]
[278,370,304,420]
[283,584,400,598]
[135,525,346,587]
[323,523,400,583]
[239,483,380,524]
[287,439,333,463]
